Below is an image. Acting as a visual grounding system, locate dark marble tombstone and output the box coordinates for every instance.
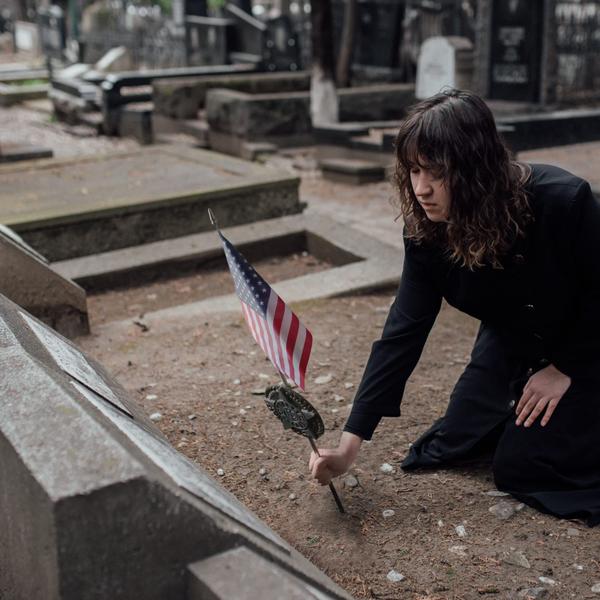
[332,0,404,70]
[489,0,544,102]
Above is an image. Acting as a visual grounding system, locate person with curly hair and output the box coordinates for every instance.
[309,89,600,525]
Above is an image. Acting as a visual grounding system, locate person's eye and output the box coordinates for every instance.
[410,167,420,175]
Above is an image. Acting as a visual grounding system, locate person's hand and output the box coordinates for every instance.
[515,364,571,427]
[309,431,363,486]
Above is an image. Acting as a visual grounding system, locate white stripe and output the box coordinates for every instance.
[243,303,263,351]
[279,306,293,375]
[250,304,273,364]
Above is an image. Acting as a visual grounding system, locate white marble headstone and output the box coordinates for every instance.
[416,36,474,100]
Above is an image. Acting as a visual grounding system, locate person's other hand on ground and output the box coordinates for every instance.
[515,364,571,427]
[309,431,363,485]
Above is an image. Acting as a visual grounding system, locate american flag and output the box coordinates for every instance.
[217,228,313,390]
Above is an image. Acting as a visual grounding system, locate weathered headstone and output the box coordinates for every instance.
[0,294,352,600]
[0,225,88,337]
[488,0,543,102]
[13,20,40,53]
[416,36,474,99]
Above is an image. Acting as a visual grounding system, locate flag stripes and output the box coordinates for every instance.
[219,229,312,392]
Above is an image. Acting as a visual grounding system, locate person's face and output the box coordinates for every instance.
[409,164,451,222]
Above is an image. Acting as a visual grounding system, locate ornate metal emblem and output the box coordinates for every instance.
[264,383,324,439]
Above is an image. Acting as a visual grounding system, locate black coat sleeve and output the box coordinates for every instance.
[549,182,600,380]
[344,236,442,440]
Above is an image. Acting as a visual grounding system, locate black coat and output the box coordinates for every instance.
[345,163,600,442]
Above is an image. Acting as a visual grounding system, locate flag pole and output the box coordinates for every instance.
[277,369,345,514]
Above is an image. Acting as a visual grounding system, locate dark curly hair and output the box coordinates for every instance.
[394,89,533,269]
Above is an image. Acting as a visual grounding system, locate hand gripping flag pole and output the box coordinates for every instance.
[209,209,345,514]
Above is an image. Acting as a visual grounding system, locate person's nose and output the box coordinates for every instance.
[414,173,433,198]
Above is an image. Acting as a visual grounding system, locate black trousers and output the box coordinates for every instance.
[402,323,600,526]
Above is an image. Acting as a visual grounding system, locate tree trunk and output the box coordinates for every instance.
[310,0,338,125]
[335,0,357,88]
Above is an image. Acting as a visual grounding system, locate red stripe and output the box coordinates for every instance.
[285,313,299,382]
[272,296,286,373]
[298,328,312,390]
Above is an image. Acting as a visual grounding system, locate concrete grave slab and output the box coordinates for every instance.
[188,546,338,600]
[0,142,53,163]
[153,70,311,120]
[62,213,402,337]
[0,82,48,106]
[0,225,88,338]
[319,158,386,185]
[0,145,302,261]
[0,294,353,600]
[206,84,415,157]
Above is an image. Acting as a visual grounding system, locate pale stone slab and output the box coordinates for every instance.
[416,36,474,100]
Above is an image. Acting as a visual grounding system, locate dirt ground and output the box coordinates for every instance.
[3,102,600,599]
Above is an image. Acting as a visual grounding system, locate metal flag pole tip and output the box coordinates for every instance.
[207,208,218,229]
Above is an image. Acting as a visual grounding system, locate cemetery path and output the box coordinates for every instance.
[6,102,600,598]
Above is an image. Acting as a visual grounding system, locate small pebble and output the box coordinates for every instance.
[239,408,247,415]
[232,379,241,385]
[592,583,600,593]
[455,525,467,538]
[344,382,354,389]
[573,564,584,571]
[449,545,467,557]
[518,588,547,599]
[567,527,580,537]
[331,408,339,414]
[145,394,158,401]
[382,509,395,519]
[149,412,162,422]
[177,441,187,448]
[386,570,405,583]
[489,501,518,520]
[314,374,333,385]
[188,414,197,420]
[380,463,395,474]
[485,490,510,497]
[538,577,555,586]
[344,475,359,488]
[217,468,225,476]
[437,520,444,527]
[259,467,267,476]
[503,550,530,569]
[258,373,270,380]
[289,493,297,500]
[333,394,344,402]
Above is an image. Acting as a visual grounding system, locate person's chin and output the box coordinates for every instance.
[424,212,445,223]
